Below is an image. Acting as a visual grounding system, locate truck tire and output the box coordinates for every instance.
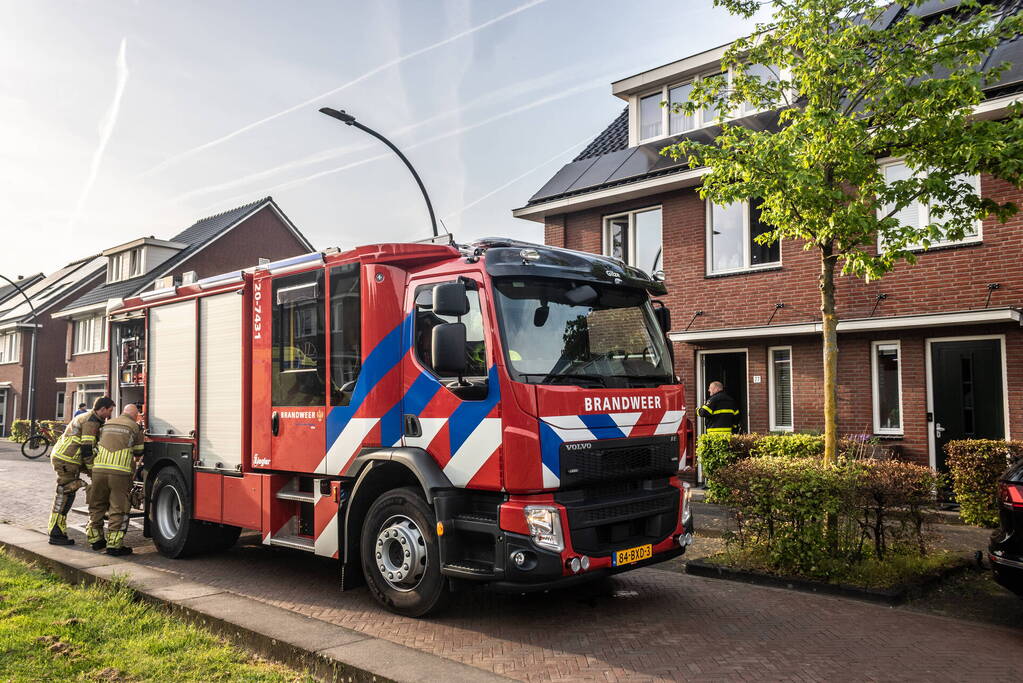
[150,466,237,558]
[361,487,449,617]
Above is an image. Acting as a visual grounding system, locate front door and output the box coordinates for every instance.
[0,390,6,436]
[699,351,748,433]
[268,269,327,472]
[931,338,1005,473]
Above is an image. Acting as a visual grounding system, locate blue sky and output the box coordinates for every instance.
[0,0,762,279]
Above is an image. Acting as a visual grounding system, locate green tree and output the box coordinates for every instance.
[665,0,1023,463]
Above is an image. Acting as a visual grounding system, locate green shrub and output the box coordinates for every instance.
[696,433,760,501]
[753,433,824,459]
[8,419,66,443]
[714,455,940,577]
[945,439,1023,527]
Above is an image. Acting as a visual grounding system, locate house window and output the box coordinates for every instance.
[872,341,903,435]
[76,383,105,413]
[878,159,982,250]
[768,346,793,431]
[602,207,663,274]
[638,64,784,142]
[55,391,65,421]
[707,200,780,274]
[0,332,19,364]
[73,315,107,355]
[108,248,144,283]
[639,93,663,141]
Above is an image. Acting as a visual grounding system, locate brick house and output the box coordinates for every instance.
[51,196,313,421]
[0,259,107,435]
[514,4,1023,474]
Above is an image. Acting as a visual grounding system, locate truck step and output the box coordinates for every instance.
[275,490,318,503]
[267,534,315,552]
[442,560,495,578]
[452,512,498,534]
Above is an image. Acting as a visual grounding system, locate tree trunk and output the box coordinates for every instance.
[819,245,839,465]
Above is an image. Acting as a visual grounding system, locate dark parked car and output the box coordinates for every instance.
[989,458,1023,596]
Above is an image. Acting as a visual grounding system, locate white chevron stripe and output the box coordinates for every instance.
[403,417,447,450]
[541,463,560,488]
[318,417,378,475]
[314,506,339,558]
[443,417,502,487]
[654,410,685,435]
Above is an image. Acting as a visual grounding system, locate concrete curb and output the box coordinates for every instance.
[0,523,510,683]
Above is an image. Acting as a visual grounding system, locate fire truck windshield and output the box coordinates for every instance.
[493,278,674,388]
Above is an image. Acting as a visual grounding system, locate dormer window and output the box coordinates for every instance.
[635,65,782,144]
[108,248,143,283]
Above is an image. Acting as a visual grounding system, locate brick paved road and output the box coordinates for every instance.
[3,441,1022,682]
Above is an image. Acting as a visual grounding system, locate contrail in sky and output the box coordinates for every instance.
[444,136,591,219]
[197,75,610,211]
[143,0,550,177]
[69,38,129,234]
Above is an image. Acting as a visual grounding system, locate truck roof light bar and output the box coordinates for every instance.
[197,270,244,290]
[138,286,177,302]
[264,252,325,275]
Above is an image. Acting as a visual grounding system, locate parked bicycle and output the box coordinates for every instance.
[21,420,57,459]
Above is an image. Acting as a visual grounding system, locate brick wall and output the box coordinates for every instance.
[544,174,1023,329]
[543,174,1023,468]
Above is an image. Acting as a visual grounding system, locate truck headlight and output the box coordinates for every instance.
[681,482,692,526]
[524,505,564,552]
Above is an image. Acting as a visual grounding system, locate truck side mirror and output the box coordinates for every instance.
[652,301,671,334]
[432,322,467,376]
[433,282,469,318]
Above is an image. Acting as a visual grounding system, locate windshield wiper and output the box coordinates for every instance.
[516,372,606,387]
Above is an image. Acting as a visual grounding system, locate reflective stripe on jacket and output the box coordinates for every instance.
[697,391,740,434]
[52,411,103,465]
[93,415,144,474]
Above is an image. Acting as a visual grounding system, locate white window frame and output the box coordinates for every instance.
[876,157,983,252]
[107,247,145,283]
[76,382,106,415]
[73,314,108,355]
[0,332,20,365]
[602,206,663,272]
[871,340,904,436]
[705,200,782,275]
[635,64,788,144]
[55,391,65,421]
[768,345,794,432]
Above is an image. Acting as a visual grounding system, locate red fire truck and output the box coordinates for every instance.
[108,238,694,616]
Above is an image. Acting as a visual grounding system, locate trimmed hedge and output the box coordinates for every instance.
[945,439,1023,527]
[697,432,896,499]
[715,456,940,576]
[8,419,66,443]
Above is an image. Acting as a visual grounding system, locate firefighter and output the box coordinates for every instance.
[86,403,145,555]
[697,381,740,435]
[47,396,115,545]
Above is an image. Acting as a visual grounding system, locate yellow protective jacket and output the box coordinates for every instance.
[51,411,104,466]
[93,415,145,474]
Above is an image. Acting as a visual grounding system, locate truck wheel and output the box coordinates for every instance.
[150,466,236,558]
[361,487,449,617]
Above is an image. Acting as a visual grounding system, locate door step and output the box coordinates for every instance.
[275,490,318,503]
[442,560,495,578]
[267,534,315,552]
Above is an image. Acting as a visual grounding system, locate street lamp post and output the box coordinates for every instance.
[319,108,440,238]
[0,274,40,423]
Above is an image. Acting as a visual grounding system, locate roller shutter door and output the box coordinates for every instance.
[148,301,196,436]
[198,292,243,470]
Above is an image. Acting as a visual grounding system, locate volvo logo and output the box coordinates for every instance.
[564,442,593,451]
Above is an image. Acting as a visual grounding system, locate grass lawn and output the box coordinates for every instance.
[0,550,314,682]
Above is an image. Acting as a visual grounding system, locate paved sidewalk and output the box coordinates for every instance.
[3,441,1022,682]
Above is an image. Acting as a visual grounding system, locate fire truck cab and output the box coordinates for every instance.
[108,239,694,616]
